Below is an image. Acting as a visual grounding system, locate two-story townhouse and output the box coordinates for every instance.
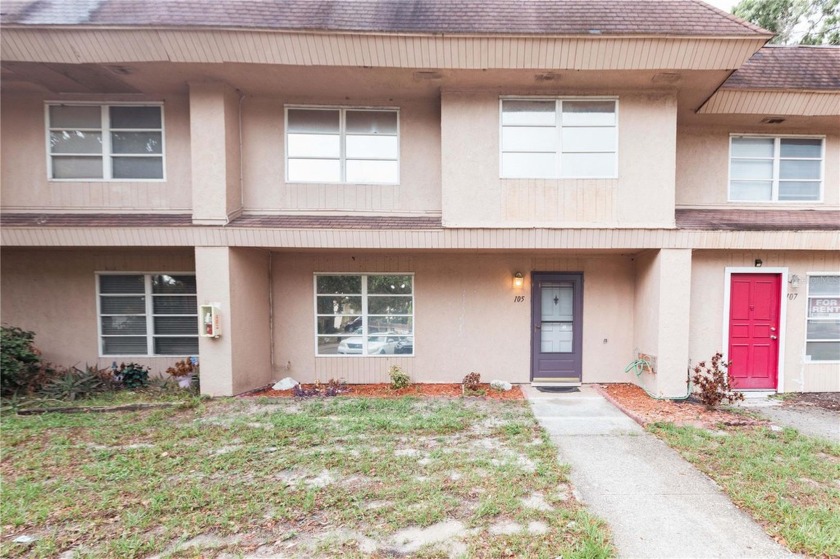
[1,0,838,397]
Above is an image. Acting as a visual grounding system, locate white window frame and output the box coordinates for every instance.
[95,272,198,357]
[498,96,619,180]
[284,105,400,185]
[805,272,840,363]
[313,273,414,357]
[45,102,166,182]
[727,134,824,203]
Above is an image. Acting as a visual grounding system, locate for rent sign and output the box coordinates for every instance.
[809,298,840,317]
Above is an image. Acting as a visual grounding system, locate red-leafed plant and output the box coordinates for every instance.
[691,353,744,409]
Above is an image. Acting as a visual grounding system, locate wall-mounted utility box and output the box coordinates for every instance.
[199,304,221,338]
[638,353,657,374]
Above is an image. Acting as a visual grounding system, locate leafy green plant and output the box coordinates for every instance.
[691,352,745,409]
[116,362,150,390]
[388,365,410,390]
[40,367,105,401]
[0,326,45,396]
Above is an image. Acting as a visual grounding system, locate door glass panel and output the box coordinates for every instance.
[541,323,573,353]
[541,284,573,321]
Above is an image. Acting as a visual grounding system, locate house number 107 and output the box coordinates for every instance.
[513,296,525,303]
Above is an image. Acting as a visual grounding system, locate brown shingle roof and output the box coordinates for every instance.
[228,215,442,229]
[721,46,840,91]
[676,209,840,231]
[0,213,193,227]
[0,213,443,230]
[1,0,770,37]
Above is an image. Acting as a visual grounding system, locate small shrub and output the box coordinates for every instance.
[293,378,347,398]
[1,326,44,396]
[116,362,150,390]
[691,352,744,409]
[388,365,410,390]
[165,358,200,390]
[165,359,195,378]
[40,366,105,401]
[462,372,481,391]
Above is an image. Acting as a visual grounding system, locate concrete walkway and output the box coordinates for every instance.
[524,385,797,559]
[741,398,840,443]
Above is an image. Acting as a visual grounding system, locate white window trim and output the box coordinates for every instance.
[284,105,400,185]
[498,96,619,180]
[721,267,788,393]
[804,272,840,363]
[95,272,197,357]
[727,134,824,203]
[313,273,415,357]
[45,101,166,182]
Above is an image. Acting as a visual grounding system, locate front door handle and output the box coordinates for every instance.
[535,325,541,330]
[770,335,778,340]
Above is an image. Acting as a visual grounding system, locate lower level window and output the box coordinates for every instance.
[806,275,840,361]
[315,274,414,356]
[98,273,198,356]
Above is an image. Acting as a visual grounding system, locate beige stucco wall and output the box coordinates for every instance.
[0,93,192,212]
[189,82,243,224]
[271,251,636,385]
[633,249,693,397]
[676,125,840,209]
[0,248,195,374]
[690,250,840,393]
[441,91,677,227]
[195,247,273,396]
[241,96,441,215]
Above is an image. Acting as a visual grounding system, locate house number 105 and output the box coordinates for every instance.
[514,296,525,303]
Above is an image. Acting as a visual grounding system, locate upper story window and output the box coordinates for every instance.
[285,107,399,184]
[500,98,617,179]
[47,104,164,181]
[729,136,823,202]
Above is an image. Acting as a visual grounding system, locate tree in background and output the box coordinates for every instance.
[733,0,839,44]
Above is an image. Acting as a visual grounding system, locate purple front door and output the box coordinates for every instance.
[531,273,583,384]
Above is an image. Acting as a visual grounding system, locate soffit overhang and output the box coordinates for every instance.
[0,28,768,71]
[699,89,840,116]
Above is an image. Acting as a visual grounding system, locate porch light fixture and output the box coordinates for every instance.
[789,274,801,288]
[754,259,763,267]
[513,272,525,289]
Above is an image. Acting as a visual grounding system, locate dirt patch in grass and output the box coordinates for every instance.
[1,396,609,558]
[599,383,766,429]
[249,382,525,400]
[780,392,840,412]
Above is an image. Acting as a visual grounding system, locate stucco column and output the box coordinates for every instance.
[195,247,272,396]
[633,248,692,397]
[189,82,242,225]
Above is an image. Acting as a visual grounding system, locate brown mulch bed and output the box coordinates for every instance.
[781,392,840,412]
[248,383,525,400]
[599,383,766,429]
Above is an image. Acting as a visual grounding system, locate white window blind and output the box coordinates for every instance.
[286,107,399,184]
[98,274,198,356]
[501,99,617,179]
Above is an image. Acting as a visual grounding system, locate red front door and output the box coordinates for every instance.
[728,273,781,390]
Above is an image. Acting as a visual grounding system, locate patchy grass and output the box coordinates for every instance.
[650,422,840,557]
[1,397,613,558]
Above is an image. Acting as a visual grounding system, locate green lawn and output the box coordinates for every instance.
[1,397,613,558]
[650,422,840,557]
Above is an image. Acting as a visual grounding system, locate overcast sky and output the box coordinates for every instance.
[702,0,738,12]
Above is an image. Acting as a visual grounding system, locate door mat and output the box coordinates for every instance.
[536,386,580,393]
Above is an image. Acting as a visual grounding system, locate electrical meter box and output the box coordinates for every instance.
[199,305,221,338]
